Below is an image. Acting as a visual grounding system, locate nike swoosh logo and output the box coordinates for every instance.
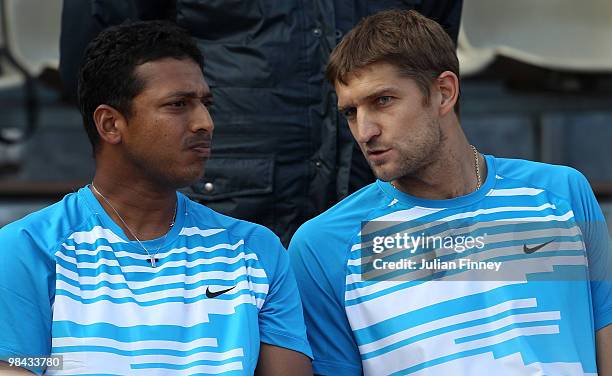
[523,239,555,254]
[206,286,235,299]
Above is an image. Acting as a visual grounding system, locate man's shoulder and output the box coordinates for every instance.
[0,189,93,267]
[0,190,89,244]
[493,156,590,198]
[495,156,583,178]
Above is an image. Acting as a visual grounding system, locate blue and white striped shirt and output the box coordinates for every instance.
[290,155,611,375]
[0,186,311,375]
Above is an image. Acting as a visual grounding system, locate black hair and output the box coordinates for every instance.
[77,20,204,153]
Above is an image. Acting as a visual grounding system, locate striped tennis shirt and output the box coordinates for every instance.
[0,186,311,375]
[290,155,611,375]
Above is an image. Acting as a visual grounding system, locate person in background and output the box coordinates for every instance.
[289,9,611,375]
[0,20,312,375]
[59,0,463,247]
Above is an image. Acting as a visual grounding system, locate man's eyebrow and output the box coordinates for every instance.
[363,86,398,101]
[337,86,398,112]
[165,90,213,99]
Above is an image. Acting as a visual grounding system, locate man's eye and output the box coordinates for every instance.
[342,108,356,119]
[169,100,187,108]
[201,98,214,108]
[377,96,392,105]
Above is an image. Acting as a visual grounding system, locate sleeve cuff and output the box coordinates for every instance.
[313,359,362,376]
[595,306,612,331]
[260,328,313,359]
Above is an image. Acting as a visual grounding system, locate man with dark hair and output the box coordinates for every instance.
[59,0,464,248]
[0,21,312,375]
[289,9,611,375]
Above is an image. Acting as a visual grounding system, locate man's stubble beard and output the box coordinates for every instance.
[124,147,207,190]
[368,117,442,182]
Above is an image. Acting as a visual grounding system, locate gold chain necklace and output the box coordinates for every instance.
[90,184,176,268]
[470,144,482,189]
[391,145,482,191]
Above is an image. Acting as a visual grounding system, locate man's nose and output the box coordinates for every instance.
[354,110,380,144]
[191,103,214,134]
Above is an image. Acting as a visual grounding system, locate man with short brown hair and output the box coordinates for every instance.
[290,9,611,375]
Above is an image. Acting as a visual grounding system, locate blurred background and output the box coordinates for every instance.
[0,0,611,234]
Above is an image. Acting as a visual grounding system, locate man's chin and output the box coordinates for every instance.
[372,168,396,182]
[167,168,206,190]
[373,167,415,183]
[184,172,206,188]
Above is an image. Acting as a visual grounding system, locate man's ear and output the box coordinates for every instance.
[93,104,127,145]
[435,71,459,116]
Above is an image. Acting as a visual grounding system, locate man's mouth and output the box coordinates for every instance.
[367,148,391,157]
[187,141,211,158]
[365,148,392,164]
[368,149,389,155]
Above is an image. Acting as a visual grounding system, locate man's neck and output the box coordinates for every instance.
[91,174,178,241]
[391,125,487,200]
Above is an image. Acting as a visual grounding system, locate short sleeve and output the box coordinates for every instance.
[289,224,363,376]
[0,221,55,373]
[249,229,313,359]
[569,171,612,331]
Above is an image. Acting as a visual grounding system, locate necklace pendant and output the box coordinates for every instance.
[147,257,160,268]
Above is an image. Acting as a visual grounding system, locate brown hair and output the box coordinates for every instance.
[326,9,459,110]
